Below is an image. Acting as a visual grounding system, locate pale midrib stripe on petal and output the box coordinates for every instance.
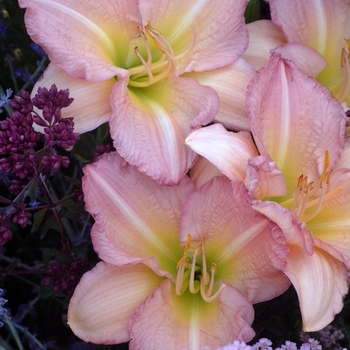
[314,1,327,55]
[143,96,179,180]
[95,175,179,262]
[277,63,291,171]
[33,0,115,53]
[216,221,267,264]
[309,221,350,229]
[189,297,200,350]
[167,0,209,42]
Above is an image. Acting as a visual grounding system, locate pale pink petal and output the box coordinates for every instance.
[335,138,350,169]
[247,53,346,197]
[284,245,348,332]
[184,58,257,131]
[186,124,258,182]
[307,168,350,267]
[32,63,114,133]
[189,156,224,189]
[252,200,314,256]
[270,0,350,91]
[242,20,286,70]
[181,178,290,304]
[19,0,140,81]
[68,262,163,344]
[109,76,219,185]
[82,152,195,278]
[245,155,287,200]
[128,280,255,350]
[272,43,328,78]
[139,0,249,74]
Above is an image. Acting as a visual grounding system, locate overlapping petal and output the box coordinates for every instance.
[242,20,286,70]
[32,63,114,133]
[190,156,224,189]
[19,0,138,81]
[128,280,255,350]
[185,124,258,182]
[82,152,194,277]
[184,58,257,131]
[283,246,348,332]
[68,262,164,344]
[180,178,290,304]
[270,0,350,91]
[109,76,219,185]
[138,0,249,74]
[247,53,345,197]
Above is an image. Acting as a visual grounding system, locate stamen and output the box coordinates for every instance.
[128,23,197,88]
[133,46,154,84]
[189,244,201,294]
[200,278,226,303]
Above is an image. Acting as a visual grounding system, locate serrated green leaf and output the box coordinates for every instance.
[31,208,48,234]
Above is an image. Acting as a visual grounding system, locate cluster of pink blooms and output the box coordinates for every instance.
[18,0,350,349]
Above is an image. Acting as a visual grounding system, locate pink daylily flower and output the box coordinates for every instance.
[243,0,350,104]
[19,0,251,185]
[185,54,350,331]
[68,152,290,348]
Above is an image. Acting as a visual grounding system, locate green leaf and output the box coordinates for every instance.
[61,198,79,214]
[245,0,261,23]
[39,284,53,299]
[72,132,96,163]
[28,178,39,203]
[5,259,20,274]
[30,208,48,234]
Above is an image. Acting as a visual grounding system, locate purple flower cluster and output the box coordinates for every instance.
[0,85,79,195]
[0,85,80,246]
[42,258,90,295]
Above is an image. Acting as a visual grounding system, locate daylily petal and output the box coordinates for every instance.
[180,178,290,304]
[19,0,139,81]
[139,0,249,74]
[189,156,224,189]
[32,63,114,133]
[68,262,163,344]
[82,152,195,277]
[252,200,314,256]
[109,75,219,185]
[270,0,350,92]
[185,124,258,182]
[272,43,328,78]
[247,53,346,197]
[242,20,286,70]
[184,58,257,131]
[128,280,255,350]
[307,168,350,266]
[283,245,348,332]
[245,155,287,200]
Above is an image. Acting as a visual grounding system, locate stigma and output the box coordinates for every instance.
[175,234,226,303]
[127,22,196,88]
[290,151,333,222]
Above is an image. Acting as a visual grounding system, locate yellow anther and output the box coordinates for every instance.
[324,150,330,169]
